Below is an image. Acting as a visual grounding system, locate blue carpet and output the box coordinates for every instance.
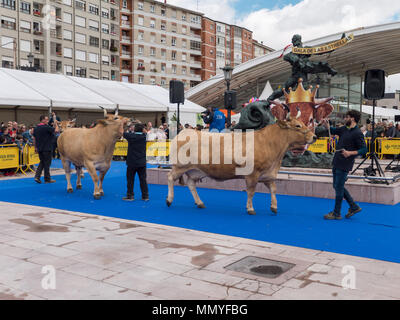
[1,159,399,263]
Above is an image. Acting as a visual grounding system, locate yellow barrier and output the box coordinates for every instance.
[375,138,400,159]
[0,144,20,171]
[20,144,40,174]
[113,140,170,157]
[308,138,329,153]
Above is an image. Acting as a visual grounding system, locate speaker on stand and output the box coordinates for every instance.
[351,69,388,184]
[169,80,185,136]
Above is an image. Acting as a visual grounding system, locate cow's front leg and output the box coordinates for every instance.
[84,161,101,199]
[264,181,278,214]
[186,177,205,208]
[245,176,258,215]
[98,168,109,197]
[61,158,73,193]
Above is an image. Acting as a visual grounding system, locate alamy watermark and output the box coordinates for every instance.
[41,265,56,290]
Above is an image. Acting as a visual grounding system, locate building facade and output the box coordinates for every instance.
[253,39,274,58]
[201,16,255,81]
[0,0,120,80]
[365,92,400,110]
[119,0,203,90]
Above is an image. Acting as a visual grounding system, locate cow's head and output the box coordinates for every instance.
[59,119,76,132]
[98,107,130,138]
[277,110,317,147]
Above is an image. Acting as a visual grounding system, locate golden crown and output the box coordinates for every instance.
[283,78,318,104]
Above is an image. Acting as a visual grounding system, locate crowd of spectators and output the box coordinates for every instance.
[361,121,400,138]
[0,121,34,148]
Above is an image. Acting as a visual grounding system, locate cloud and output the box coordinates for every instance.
[239,0,400,50]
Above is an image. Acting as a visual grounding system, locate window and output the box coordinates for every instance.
[89,19,99,31]
[2,0,15,10]
[138,1,143,10]
[75,0,86,11]
[101,8,109,19]
[161,63,166,73]
[88,53,99,63]
[161,78,166,86]
[182,67,186,75]
[181,53,186,62]
[161,7,166,16]
[150,47,156,56]
[171,10,176,19]
[89,36,99,47]
[150,77,156,85]
[63,29,72,40]
[1,56,14,69]
[161,35,166,44]
[102,23,109,34]
[1,36,15,49]
[138,46,144,55]
[20,20,31,32]
[171,37,176,46]
[20,1,30,13]
[138,16,143,26]
[102,55,109,65]
[89,3,99,15]
[182,26,187,34]
[138,31,144,40]
[64,65,73,76]
[182,14,186,21]
[102,39,109,49]
[150,19,155,28]
[76,67,86,77]
[75,16,86,27]
[20,39,31,52]
[63,12,72,24]
[172,65,176,74]
[182,40,187,48]
[63,47,72,58]
[63,0,72,5]
[161,49,166,58]
[75,33,86,44]
[150,4,155,13]
[138,75,144,84]
[150,33,156,43]
[171,51,176,60]
[75,50,86,61]
[1,16,16,30]
[160,21,166,30]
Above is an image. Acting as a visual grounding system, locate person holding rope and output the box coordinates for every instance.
[322,110,367,220]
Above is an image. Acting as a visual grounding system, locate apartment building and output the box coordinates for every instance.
[119,0,203,90]
[0,0,120,80]
[201,17,254,81]
[253,39,274,58]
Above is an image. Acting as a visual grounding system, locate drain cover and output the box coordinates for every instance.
[224,256,295,279]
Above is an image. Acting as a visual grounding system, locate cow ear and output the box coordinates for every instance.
[96,119,109,126]
[270,104,288,121]
[314,103,334,122]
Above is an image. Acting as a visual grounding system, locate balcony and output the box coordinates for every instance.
[121,68,131,74]
[33,9,42,17]
[137,66,145,71]
[120,37,131,44]
[121,52,131,59]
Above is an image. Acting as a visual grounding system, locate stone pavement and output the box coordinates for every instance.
[0,200,399,300]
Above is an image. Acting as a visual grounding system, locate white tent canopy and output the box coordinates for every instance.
[361,104,400,120]
[0,68,204,115]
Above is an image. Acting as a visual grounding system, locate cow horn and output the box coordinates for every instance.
[115,105,119,117]
[99,106,107,118]
[314,104,321,109]
[296,107,301,119]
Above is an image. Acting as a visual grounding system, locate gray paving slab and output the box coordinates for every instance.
[0,200,399,300]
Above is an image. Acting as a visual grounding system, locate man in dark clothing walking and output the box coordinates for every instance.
[33,115,59,184]
[122,123,149,201]
[322,110,367,220]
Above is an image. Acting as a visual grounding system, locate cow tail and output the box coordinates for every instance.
[179,176,185,186]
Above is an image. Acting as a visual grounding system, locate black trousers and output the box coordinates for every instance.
[35,151,52,181]
[126,166,148,198]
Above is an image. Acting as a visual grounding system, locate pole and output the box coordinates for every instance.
[227,80,231,128]
[371,99,376,170]
[177,102,180,135]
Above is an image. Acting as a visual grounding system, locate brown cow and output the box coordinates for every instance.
[166,111,317,215]
[57,109,128,199]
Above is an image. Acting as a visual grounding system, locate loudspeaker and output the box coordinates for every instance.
[169,80,185,104]
[224,90,237,110]
[395,115,400,122]
[364,69,385,100]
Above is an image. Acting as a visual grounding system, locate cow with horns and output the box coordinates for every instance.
[57,108,129,199]
[166,108,317,215]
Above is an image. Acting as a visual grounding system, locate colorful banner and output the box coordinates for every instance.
[0,146,19,169]
[292,34,354,55]
[308,139,328,153]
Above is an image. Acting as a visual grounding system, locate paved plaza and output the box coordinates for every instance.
[0,199,399,300]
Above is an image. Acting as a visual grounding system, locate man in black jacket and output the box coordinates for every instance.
[123,123,149,201]
[33,115,59,184]
[322,110,367,220]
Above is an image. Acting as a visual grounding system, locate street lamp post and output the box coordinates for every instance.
[221,65,234,128]
[27,52,34,68]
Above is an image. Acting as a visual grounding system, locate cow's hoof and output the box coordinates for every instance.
[166,199,172,207]
[197,203,206,209]
[93,194,101,200]
[67,188,73,193]
[247,210,256,215]
[76,185,82,190]
[100,191,104,196]
[271,207,278,214]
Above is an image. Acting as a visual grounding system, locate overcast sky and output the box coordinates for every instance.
[165,0,400,92]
